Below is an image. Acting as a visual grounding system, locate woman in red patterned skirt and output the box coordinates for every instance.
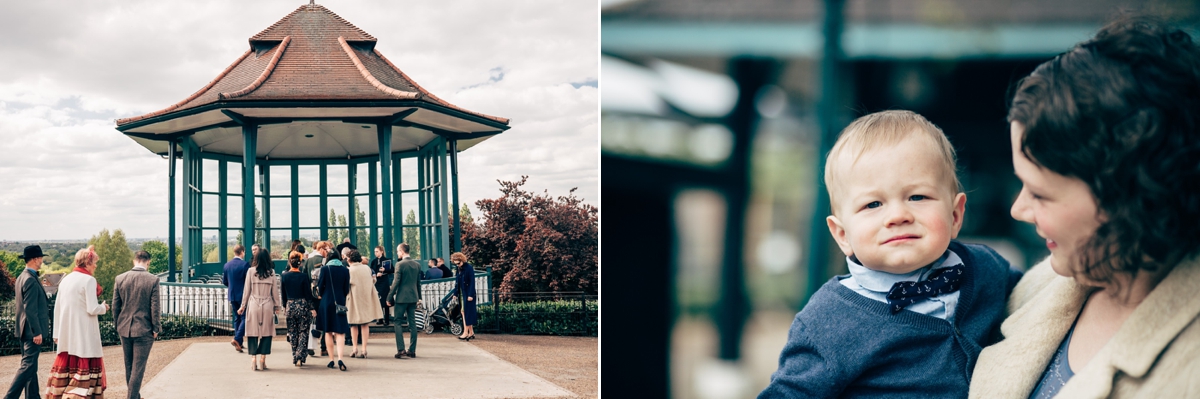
[47,246,109,399]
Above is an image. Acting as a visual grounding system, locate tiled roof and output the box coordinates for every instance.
[117,4,508,126]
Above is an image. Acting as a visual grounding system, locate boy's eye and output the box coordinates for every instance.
[909,195,927,201]
[864,201,882,209]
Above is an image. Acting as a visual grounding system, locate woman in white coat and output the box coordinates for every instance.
[344,249,382,358]
[46,246,109,399]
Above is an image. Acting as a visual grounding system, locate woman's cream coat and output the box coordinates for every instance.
[970,256,1200,398]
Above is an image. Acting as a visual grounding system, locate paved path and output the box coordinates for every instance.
[140,334,575,398]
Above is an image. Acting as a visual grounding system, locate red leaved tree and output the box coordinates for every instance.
[461,176,598,295]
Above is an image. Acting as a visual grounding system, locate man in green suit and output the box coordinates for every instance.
[387,243,422,359]
[6,245,49,399]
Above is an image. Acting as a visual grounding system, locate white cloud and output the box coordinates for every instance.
[0,0,598,240]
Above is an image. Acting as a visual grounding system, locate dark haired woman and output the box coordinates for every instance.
[316,256,351,371]
[450,252,477,340]
[971,18,1200,398]
[239,249,282,371]
[282,251,316,367]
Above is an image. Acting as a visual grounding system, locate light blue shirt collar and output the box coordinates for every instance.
[845,250,959,294]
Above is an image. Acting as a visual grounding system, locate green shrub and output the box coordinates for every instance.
[0,301,222,356]
[476,299,597,336]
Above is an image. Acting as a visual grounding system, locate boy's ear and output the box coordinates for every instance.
[826,215,854,257]
[949,192,967,238]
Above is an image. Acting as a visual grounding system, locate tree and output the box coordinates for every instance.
[403,210,421,260]
[354,199,370,251]
[234,208,266,247]
[89,229,133,299]
[460,203,475,225]
[462,177,598,294]
[0,258,15,302]
[0,250,21,279]
[141,240,181,274]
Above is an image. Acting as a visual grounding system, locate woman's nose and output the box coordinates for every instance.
[1010,187,1033,223]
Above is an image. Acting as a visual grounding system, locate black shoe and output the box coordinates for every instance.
[338,360,347,371]
[327,361,335,369]
[395,351,407,359]
[407,351,416,358]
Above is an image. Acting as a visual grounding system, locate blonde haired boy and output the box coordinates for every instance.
[760,110,1022,399]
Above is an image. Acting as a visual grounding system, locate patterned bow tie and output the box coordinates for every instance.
[886,264,964,314]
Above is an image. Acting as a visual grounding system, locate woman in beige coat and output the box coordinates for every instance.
[239,249,282,371]
[970,19,1200,398]
[344,249,382,358]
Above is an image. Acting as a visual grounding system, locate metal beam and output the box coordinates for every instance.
[378,124,394,258]
[218,160,228,264]
[291,164,300,242]
[167,139,177,282]
[807,0,846,308]
[348,162,357,247]
[319,164,328,240]
[450,139,461,252]
[242,124,258,252]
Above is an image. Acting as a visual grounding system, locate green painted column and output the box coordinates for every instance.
[218,160,228,264]
[291,164,299,241]
[417,147,427,259]
[368,161,379,252]
[181,138,193,282]
[167,139,177,282]
[450,139,461,252]
[391,153,401,254]
[348,162,356,247]
[377,124,394,257]
[438,139,450,258]
[261,164,271,254]
[319,164,328,240]
[242,124,258,253]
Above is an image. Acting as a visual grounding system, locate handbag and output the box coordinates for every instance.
[413,301,427,331]
[331,267,348,314]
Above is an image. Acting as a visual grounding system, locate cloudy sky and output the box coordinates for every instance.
[0,0,598,241]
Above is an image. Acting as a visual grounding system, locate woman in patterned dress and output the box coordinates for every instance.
[282,250,316,367]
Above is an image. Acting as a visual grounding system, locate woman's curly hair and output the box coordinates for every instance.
[1008,16,1200,285]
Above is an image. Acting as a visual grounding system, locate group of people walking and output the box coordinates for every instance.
[6,245,162,399]
[4,239,479,399]
[220,239,480,372]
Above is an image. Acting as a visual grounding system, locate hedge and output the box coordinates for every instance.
[476,299,598,336]
[0,304,222,357]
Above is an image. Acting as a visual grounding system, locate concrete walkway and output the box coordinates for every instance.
[140,334,575,398]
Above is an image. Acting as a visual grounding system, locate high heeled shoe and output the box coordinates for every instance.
[338,360,347,371]
[252,359,259,371]
[350,350,360,358]
[327,361,335,369]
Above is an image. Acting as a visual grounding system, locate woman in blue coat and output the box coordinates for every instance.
[316,259,351,371]
[450,252,477,340]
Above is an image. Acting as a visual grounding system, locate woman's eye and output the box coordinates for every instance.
[864,201,882,209]
[909,195,927,201]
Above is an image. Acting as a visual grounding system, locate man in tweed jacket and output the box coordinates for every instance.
[112,250,161,399]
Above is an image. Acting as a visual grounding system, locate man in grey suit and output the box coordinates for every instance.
[387,243,422,359]
[112,250,161,399]
[5,245,48,399]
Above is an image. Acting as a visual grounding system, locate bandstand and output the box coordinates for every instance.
[114,3,510,283]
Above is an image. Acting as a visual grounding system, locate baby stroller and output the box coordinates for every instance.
[423,290,464,336]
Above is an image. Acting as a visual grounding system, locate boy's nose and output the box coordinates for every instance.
[884,205,914,227]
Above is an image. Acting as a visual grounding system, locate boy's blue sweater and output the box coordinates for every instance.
[759,241,1023,399]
